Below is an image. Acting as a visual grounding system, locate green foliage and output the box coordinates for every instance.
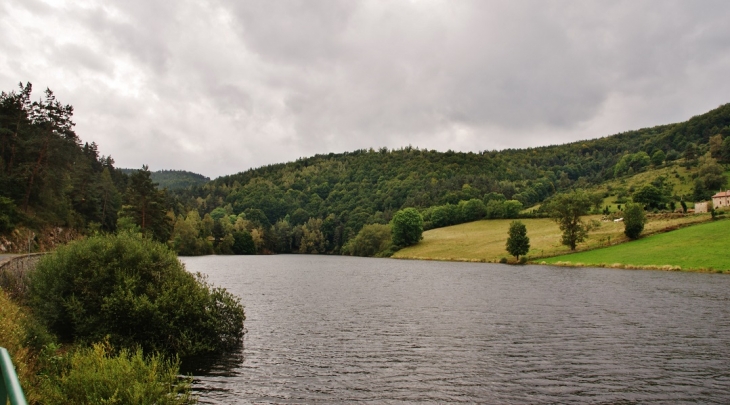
[486,199,505,219]
[429,203,459,228]
[0,83,128,233]
[40,341,194,405]
[171,211,212,256]
[721,137,730,164]
[503,200,523,218]
[118,166,172,242]
[342,223,392,257]
[391,208,423,247]
[459,199,487,222]
[691,154,726,202]
[614,152,651,177]
[209,207,228,221]
[632,184,667,210]
[0,195,17,232]
[232,230,256,254]
[151,169,209,190]
[299,217,326,253]
[29,233,245,357]
[623,203,646,240]
[651,150,666,166]
[548,190,592,250]
[505,221,530,260]
[544,219,730,271]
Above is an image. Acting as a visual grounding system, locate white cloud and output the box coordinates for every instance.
[1,0,730,177]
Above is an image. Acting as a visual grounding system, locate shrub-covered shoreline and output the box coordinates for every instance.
[0,233,246,404]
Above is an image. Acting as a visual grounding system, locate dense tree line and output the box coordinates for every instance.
[0,83,128,233]
[166,103,730,255]
[120,168,210,190]
[2,82,729,257]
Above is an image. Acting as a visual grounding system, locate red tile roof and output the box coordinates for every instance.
[712,190,730,198]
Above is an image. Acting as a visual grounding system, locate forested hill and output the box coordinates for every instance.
[179,103,730,227]
[119,169,210,190]
[2,80,729,256]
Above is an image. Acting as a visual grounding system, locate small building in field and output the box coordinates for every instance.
[694,202,708,213]
[712,190,730,210]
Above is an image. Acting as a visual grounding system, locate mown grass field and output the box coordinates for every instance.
[393,213,712,263]
[542,219,730,271]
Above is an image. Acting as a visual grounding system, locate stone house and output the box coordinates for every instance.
[712,190,730,210]
[694,202,708,213]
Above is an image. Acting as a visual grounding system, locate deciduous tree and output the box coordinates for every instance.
[391,208,423,247]
[623,203,646,240]
[506,221,530,260]
[548,190,592,250]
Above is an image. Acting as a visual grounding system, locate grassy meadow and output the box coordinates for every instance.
[542,219,730,272]
[393,213,712,263]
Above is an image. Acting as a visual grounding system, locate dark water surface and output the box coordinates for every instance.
[180,255,730,404]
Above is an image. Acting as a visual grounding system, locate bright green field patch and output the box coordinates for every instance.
[542,219,730,271]
[393,214,710,263]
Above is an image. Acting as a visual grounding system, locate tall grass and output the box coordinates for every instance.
[40,341,193,405]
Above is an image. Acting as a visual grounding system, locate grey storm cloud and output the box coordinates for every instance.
[1,0,730,177]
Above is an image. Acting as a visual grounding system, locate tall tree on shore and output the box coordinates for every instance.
[506,221,530,261]
[391,208,423,247]
[23,88,78,212]
[118,165,171,241]
[548,190,592,250]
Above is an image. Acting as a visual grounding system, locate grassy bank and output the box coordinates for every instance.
[541,219,730,272]
[393,213,711,263]
[0,287,195,404]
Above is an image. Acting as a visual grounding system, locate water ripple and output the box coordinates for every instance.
[181,255,730,404]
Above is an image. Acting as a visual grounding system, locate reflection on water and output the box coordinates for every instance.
[180,255,730,404]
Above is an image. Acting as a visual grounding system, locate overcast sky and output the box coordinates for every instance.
[2,1,730,178]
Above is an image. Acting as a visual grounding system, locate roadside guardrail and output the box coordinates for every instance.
[0,347,27,405]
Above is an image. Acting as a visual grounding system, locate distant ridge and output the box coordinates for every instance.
[119,169,210,190]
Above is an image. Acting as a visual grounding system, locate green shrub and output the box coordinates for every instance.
[29,233,245,357]
[40,341,194,405]
[232,230,256,255]
[623,203,646,240]
[391,208,423,247]
[342,224,392,257]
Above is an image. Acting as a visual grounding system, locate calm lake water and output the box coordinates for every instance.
[180,255,730,404]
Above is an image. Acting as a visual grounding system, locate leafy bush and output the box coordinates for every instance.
[40,341,193,405]
[232,230,256,254]
[391,208,423,247]
[623,203,646,239]
[459,199,487,222]
[342,224,392,257]
[29,233,245,357]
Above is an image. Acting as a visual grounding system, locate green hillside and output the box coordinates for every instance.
[119,169,210,190]
[2,82,730,258]
[170,102,730,254]
[541,219,730,271]
[393,213,711,263]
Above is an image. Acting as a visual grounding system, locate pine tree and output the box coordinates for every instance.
[118,165,171,241]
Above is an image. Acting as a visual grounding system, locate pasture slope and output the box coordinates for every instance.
[542,218,730,272]
[393,214,714,267]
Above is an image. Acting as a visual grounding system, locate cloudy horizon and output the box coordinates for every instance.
[2,0,730,178]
